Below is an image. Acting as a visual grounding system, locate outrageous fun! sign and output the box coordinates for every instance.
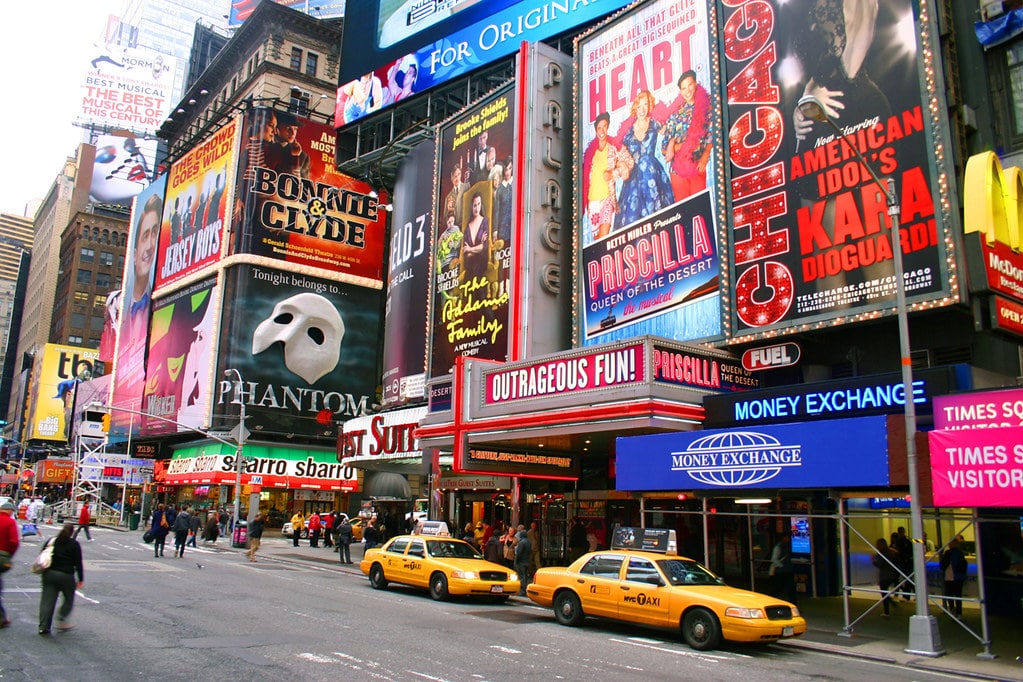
[720,0,955,337]
[576,0,722,346]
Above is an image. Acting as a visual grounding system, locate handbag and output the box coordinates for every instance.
[21,522,38,536]
[142,529,154,544]
[30,539,54,574]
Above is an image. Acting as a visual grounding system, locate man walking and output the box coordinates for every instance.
[246,512,265,563]
[336,516,353,564]
[72,500,92,541]
[0,500,20,628]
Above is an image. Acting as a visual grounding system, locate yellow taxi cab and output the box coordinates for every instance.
[527,526,805,651]
[360,524,520,601]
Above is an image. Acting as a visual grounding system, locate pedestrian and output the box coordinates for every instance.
[0,499,20,628]
[873,537,900,616]
[461,522,476,546]
[363,519,380,550]
[769,531,797,604]
[514,527,532,594]
[290,510,305,548]
[37,523,84,635]
[569,518,589,562]
[201,512,219,544]
[501,525,517,569]
[218,508,229,536]
[165,504,178,531]
[484,531,502,563]
[336,515,354,564]
[171,506,191,557]
[323,512,334,548]
[73,500,92,541]
[308,511,322,548]
[28,497,45,525]
[527,521,542,574]
[246,512,265,562]
[940,535,969,616]
[150,503,170,558]
[186,508,201,547]
[893,526,914,599]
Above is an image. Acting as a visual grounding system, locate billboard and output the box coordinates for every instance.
[233,108,387,283]
[155,120,236,292]
[616,416,890,491]
[381,139,435,407]
[720,0,956,337]
[26,344,102,442]
[430,87,515,376]
[336,0,633,127]
[79,43,177,133]
[215,264,381,438]
[928,428,1023,507]
[575,0,722,346]
[90,134,161,206]
[110,176,166,438]
[141,279,219,436]
[228,0,345,25]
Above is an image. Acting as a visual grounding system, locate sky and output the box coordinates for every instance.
[0,1,124,217]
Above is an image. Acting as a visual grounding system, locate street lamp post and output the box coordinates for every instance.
[797,96,943,656]
[224,368,248,530]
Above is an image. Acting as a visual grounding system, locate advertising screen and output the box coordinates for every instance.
[216,264,381,438]
[89,134,161,207]
[336,0,633,127]
[79,44,177,133]
[26,344,102,442]
[110,176,166,438]
[576,0,722,346]
[141,279,219,436]
[719,0,955,337]
[155,120,236,292]
[381,139,435,407]
[430,87,515,376]
[233,108,387,283]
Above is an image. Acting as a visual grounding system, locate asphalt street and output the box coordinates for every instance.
[0,525,1001,681]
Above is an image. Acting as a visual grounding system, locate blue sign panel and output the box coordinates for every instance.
[616,416,889,491]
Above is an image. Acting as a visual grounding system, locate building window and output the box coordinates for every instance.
[88,337,101,348]
[1009,41,1023,139]
[90,316,105,331]
[77,269,92,284]
[291,47,303,71]
[99,251,114,266]
[117,255,125,271]
[96,273,111,288]
[306,52,318,77]
[80,247,95,262]
[71,313,86,329]
[93,294,106,308]
[69,335,83,345]
[74,291,90,305]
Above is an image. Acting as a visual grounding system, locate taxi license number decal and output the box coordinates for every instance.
[782,626,794,636]
[491,585,504,593]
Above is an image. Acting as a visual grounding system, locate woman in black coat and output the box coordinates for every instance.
[150,504,170,557]
[38,524,84,635]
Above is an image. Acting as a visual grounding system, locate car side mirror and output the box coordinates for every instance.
[646,575,665,587]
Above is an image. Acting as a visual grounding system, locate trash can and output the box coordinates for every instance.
[129,513,141,531]
[232,520,248,548]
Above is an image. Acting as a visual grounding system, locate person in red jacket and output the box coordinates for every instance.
[307,511,322,548]
[0,500,20,627]
[73,500,92,541]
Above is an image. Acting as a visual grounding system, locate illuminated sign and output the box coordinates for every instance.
[340,407,427,461]
[165,442,358,491]
[652,344,757,392]
[742,343,801,372]
[460,448,580,479]
[933,387,1023,430]
[928,427,1023,507]
[703,368,955,427]
[616,416,890,491]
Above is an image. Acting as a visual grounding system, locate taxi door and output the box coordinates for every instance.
[383,537,411,582]
[617,556,672,627]
[404,538,429,587]
[574,554,625,619]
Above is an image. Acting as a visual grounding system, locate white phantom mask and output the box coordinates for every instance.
[252,293,344,384]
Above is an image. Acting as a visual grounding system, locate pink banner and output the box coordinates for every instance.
[928,428,1023,507]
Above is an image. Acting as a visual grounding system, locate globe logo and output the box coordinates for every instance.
[672,431,802,487]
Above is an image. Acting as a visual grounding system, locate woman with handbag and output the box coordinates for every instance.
[37,524,84,635]
[149,503,170,558]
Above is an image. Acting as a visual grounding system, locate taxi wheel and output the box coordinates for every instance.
[682,608,721,651]
[368,564,388,589]
[553,591,584,626]
[430,573,450,601]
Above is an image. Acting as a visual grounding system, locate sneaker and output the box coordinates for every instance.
[881,613,890,617]
[38,628,50,635]
[57,623,74,632]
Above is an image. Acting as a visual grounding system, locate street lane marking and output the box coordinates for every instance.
[609,637,729,663]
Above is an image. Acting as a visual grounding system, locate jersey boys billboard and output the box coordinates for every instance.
[720,0,956,337]
[233,108,387,284]
[575,0,722,346]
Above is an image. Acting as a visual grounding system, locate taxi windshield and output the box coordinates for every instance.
[427,540,482,559]
[658,559,726,586]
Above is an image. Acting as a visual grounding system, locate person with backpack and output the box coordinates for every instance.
[171,507,191,558]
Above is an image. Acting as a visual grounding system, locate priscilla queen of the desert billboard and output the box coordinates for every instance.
[575,0,723,347]
[719,0,958,338]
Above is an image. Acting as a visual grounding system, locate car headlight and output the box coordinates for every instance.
[790,606,800,618]
[724,607,766,619]
[450,570,478,579]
